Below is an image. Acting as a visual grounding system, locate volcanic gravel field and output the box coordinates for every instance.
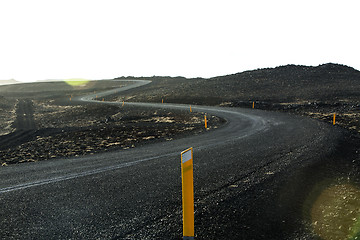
[0,64,360,239]
[0,97,222,165]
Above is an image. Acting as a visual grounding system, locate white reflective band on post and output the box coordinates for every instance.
[182,150,192,163]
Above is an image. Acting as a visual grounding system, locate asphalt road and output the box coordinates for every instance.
[0,80,346,239]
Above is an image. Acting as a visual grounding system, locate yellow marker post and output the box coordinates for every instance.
[190,105,192,113]
[204,115,207,129]
[181,148,194,240]
[252,101,255,109]
[333,113,336,125]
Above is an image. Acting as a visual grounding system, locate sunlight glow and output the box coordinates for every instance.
[311,184,360,240]
[64,79,90,87]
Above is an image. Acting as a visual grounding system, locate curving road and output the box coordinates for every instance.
[0,80,344,239]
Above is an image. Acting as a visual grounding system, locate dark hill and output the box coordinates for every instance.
[208,63,360,102]
[120,63,360,104]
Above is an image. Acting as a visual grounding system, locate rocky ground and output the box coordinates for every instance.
[224,100,360,135]
[0,96,223,165]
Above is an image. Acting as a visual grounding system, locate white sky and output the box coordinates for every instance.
[0,0,359,82]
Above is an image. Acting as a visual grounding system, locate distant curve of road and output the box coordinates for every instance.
[0,80,343,239]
